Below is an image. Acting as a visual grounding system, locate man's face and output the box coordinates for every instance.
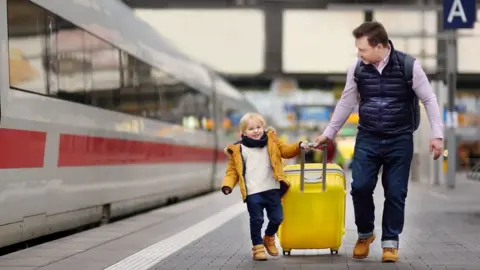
[355,36,382,64]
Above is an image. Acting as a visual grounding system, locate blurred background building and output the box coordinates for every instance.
[119,0,480,178]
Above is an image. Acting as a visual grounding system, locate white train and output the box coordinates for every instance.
[0,0,256,248]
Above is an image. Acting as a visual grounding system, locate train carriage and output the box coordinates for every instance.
[0,0,255,248]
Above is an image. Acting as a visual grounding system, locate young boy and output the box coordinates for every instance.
[221,112,310,261]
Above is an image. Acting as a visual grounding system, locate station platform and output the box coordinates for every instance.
[2,173,480,270]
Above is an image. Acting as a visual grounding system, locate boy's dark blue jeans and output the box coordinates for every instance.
[245,187,286,246]
[351,130,413,249]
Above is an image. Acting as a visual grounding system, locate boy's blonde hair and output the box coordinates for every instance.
[239,112,266,133]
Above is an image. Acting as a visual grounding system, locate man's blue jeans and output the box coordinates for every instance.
[351,130,413,249]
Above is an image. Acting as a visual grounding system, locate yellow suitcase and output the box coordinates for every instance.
[278,144,347,256]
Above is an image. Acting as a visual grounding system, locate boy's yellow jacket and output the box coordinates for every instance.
[222,128,303,202]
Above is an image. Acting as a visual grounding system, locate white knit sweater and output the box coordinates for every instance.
[241,144,279,195]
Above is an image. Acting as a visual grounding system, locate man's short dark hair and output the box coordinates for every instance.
[352,21,389,47]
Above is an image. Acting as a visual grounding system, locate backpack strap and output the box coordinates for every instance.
[403,54,415,90]
[353,59,362,83]
[402,53,420,130]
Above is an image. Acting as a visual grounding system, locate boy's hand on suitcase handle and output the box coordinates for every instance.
[300,141,315,150]
[222,186,232,195]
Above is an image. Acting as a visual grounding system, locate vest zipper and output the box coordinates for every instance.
[378,70,384,131]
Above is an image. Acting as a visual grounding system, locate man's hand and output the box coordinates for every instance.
[313,135,329,149]
[430,138,443,160]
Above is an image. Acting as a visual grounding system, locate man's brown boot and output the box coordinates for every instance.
[382,248,399,262]
[353,234,376,259]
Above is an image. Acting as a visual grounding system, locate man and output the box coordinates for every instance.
[314,22,443,263]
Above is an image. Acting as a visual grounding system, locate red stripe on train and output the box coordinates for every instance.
[58,134,227,167]
[0,128,46,169]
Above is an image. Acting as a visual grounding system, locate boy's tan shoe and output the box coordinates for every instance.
[252,244,267,261]
[263,235,279,256]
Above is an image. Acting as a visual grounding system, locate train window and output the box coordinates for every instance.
[6,0,213,132]
[52,18,90,104]
[7,0,49,94]
[84,31,121,109]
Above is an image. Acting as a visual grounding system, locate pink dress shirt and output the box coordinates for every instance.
[323,50,444,140]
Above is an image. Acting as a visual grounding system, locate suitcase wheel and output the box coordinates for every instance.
[330,249,339,255]
[282,250,291,256]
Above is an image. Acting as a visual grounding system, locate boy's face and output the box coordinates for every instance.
[243,119,264,140]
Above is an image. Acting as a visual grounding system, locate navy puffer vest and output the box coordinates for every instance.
[355,41,416,136]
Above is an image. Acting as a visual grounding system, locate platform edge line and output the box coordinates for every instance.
[103,202,245,270]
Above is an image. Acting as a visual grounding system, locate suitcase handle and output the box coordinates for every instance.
[300,142,327,193]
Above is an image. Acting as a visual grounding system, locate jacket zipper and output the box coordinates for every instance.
[240,145,248,198]
[266,144,276,179]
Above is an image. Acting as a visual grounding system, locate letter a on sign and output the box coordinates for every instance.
[447,0,467,23]
[443,0,477,29]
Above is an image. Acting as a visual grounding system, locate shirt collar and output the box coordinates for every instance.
[381,48,391,64]
[373,47,391,67]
